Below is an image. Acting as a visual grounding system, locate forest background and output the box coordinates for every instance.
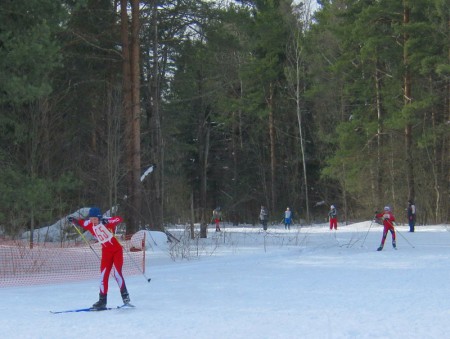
[0,0,448,239]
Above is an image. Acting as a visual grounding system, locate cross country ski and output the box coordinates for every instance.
[50,303,135,314]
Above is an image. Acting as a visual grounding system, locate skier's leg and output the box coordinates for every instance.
[409,220,415,232]
[378,227,388,251]
[381,230,387,245]
[93,251,113,308]
[112,249,125,290]
[100,250,114,295]
[112,248,130,304]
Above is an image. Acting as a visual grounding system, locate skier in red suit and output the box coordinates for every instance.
[328,205,338,230]
[375,206,396,251]
[69,207,131,309]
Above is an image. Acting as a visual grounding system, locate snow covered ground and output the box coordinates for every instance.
[2,221,450,339]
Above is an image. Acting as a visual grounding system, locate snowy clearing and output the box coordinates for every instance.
[2,221,450,339]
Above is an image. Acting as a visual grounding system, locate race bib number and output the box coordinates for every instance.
[93,224,114,244]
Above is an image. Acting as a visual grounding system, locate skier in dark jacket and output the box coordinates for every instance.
[407,200,416,232]
[259,206,268,231]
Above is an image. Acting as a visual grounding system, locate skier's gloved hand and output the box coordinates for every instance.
[67,216,75,223]
[101,218,109,225]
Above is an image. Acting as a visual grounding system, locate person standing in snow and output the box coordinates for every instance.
[407,200,416,232]
[259,205,269,231]
[328,205,338,230]
[284,207,292,230]
[68,207,131,309]
[213,207,222,232]
[375,206,396,251]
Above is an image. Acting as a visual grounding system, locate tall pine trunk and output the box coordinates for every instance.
[374,65,384,207]
[149,0,164,229]
[268,82,276,214]
[446,18,450,221]
[403,1,415,202]
[121,0,141,235]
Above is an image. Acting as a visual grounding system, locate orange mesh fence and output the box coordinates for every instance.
[0,234,145,288]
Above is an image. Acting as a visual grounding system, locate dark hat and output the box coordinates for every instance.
[88,207,102,218]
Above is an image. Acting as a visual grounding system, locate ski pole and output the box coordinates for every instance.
[123,246,151,283]
[117,235,151,283]
[70,221,101,260]
[360,220,374,248]
[393,223,415,248]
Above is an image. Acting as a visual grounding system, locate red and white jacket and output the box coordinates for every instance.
[76,216,123,251]
[375,211,395,228]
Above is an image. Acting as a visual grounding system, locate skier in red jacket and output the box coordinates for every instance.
[69,207,131,309]
[375,206,396,251]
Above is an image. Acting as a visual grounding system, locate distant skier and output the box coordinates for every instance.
[375,206,396,251]
[284,207,292,230]
[213,207,222,232]
[407,200,416,232]
[328,205,338,230]
[68,207,131,309]
[259,205,269,231]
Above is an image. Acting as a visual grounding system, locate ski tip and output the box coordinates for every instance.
[118,303,136,309]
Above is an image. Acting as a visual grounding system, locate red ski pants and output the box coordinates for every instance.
[215,218,220,230]
[380,224,396,245]
[99,246,126,295]
[329,218,337,230]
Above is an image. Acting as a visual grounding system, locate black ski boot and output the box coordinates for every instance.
[121,288,131,305]
[92,293,107,309]
[377,245,383,251]
[392,240,397,249]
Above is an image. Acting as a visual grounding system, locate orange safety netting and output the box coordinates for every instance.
[0,235,145,288]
